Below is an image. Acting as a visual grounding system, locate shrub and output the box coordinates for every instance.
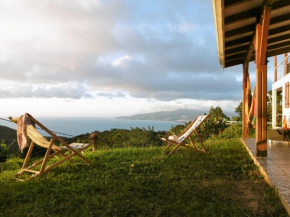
[74,127,166,149]
[0,140,8,156]
[211,124,242,140]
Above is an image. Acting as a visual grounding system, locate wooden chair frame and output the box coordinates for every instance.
[9,114,93,181]
[163,114,209,156]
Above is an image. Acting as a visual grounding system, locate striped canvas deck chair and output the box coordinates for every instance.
[9,114,93,181]
[162,114,209,156]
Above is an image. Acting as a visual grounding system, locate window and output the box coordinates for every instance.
[285,82,289,108]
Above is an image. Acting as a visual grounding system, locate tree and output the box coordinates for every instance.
[233,102,242,121]
[196,106,229,141]
[209,106,230,121]
[233,90,273,123]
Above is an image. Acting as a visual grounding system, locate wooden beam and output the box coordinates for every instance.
[225,43,290,68]
[225,24,255,38]
[226,52,249,61]
[272,0,290,10]
[270,13,290,26]
[285,53,289,75]
[274,55,277,82]
[268,41,290,52]
[225,45,249,56]
[245,35,255,62]
[259,6,271,65]
[225,0,290,25]
[225,59,244,68]
[268,34,290,46]
[225,36,251,48]
[225,8,258,25]
[267,46,290,58]
[224,0,250,8]
[226,50,247,57]
[269,24,290,37]
[225,33,290,52]
[255,5,272,157]
[243,61,249,138]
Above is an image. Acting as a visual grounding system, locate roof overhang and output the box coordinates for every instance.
[212,0,290,68]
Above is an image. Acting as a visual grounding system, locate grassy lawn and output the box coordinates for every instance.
[0,139,288,217]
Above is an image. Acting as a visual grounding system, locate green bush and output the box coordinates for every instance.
[194,106,229,141]
[74,127,166,149]
[211,124,242,140]
[0,140,8,156]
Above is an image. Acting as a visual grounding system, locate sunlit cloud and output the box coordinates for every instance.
[0,0,276,117]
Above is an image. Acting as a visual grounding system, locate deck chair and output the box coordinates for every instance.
[9,114,93,181]
[162,114,209,156]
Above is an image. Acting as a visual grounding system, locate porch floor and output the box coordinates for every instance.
[242,138,290,215]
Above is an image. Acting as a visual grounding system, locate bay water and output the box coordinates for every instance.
[0,117,180,137]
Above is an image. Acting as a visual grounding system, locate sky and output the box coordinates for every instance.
[0,0,280,117]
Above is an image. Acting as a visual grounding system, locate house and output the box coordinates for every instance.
[212,1,290,213]
[272,54,290,128]
[212,0,290,157]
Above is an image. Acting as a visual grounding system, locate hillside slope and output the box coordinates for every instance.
[0,125,17,143]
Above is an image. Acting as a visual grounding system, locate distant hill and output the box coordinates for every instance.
[117,109,236,122]
[0,125,17,142]
[0,125,18,151]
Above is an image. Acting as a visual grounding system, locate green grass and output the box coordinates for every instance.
[0,139,288,217]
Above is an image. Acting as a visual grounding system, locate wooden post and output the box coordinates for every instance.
[255,5,271,157]
[274,56,277,82]
[89,132,98,150]
[285,53,289,75]
[243,61,249,138]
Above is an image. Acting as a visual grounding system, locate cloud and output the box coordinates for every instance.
[0,0,257,103]
[112,55,132,67]
[0,81,89,99]
[96,91,125,99]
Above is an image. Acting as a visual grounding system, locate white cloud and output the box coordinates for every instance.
[0,81,89,99]
[112,55,132,67]
[0,0,276,117]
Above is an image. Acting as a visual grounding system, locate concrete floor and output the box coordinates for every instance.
[242,138,290,216]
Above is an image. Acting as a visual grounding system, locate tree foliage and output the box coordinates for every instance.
[196,106,229,140]
[233,102,242,121]
[73,127,166,149]
[233,90,273,123]
[169,106,230,142]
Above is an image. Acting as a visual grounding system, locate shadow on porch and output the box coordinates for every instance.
[242,138,290,215]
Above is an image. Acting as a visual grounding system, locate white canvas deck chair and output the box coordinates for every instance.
[162,114,209,156]
[9,114,93,181]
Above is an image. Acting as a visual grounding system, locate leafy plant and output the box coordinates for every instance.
[211,124,242,140]
[195,106,229,141]
[0,140,8,156]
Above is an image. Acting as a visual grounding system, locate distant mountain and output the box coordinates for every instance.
[117,109,236,122]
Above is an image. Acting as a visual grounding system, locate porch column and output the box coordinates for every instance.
[242,61,249,138]
[272,89,276,128]
[285,53,289,75]
[255,5,271,157]
[274,56,277,82]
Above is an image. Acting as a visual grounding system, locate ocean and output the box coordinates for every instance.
[0,117,180,137]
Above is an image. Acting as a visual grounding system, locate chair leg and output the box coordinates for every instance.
[21,141,35,171]
[164,142,173,151]
[44,145,93,174]
[39,137,55,176]
[189,137,197,149]
[167,143,182,156]
[55,136,92,165]
[194,130,206,153]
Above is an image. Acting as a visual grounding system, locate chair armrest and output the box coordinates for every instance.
[9,117,19,124]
